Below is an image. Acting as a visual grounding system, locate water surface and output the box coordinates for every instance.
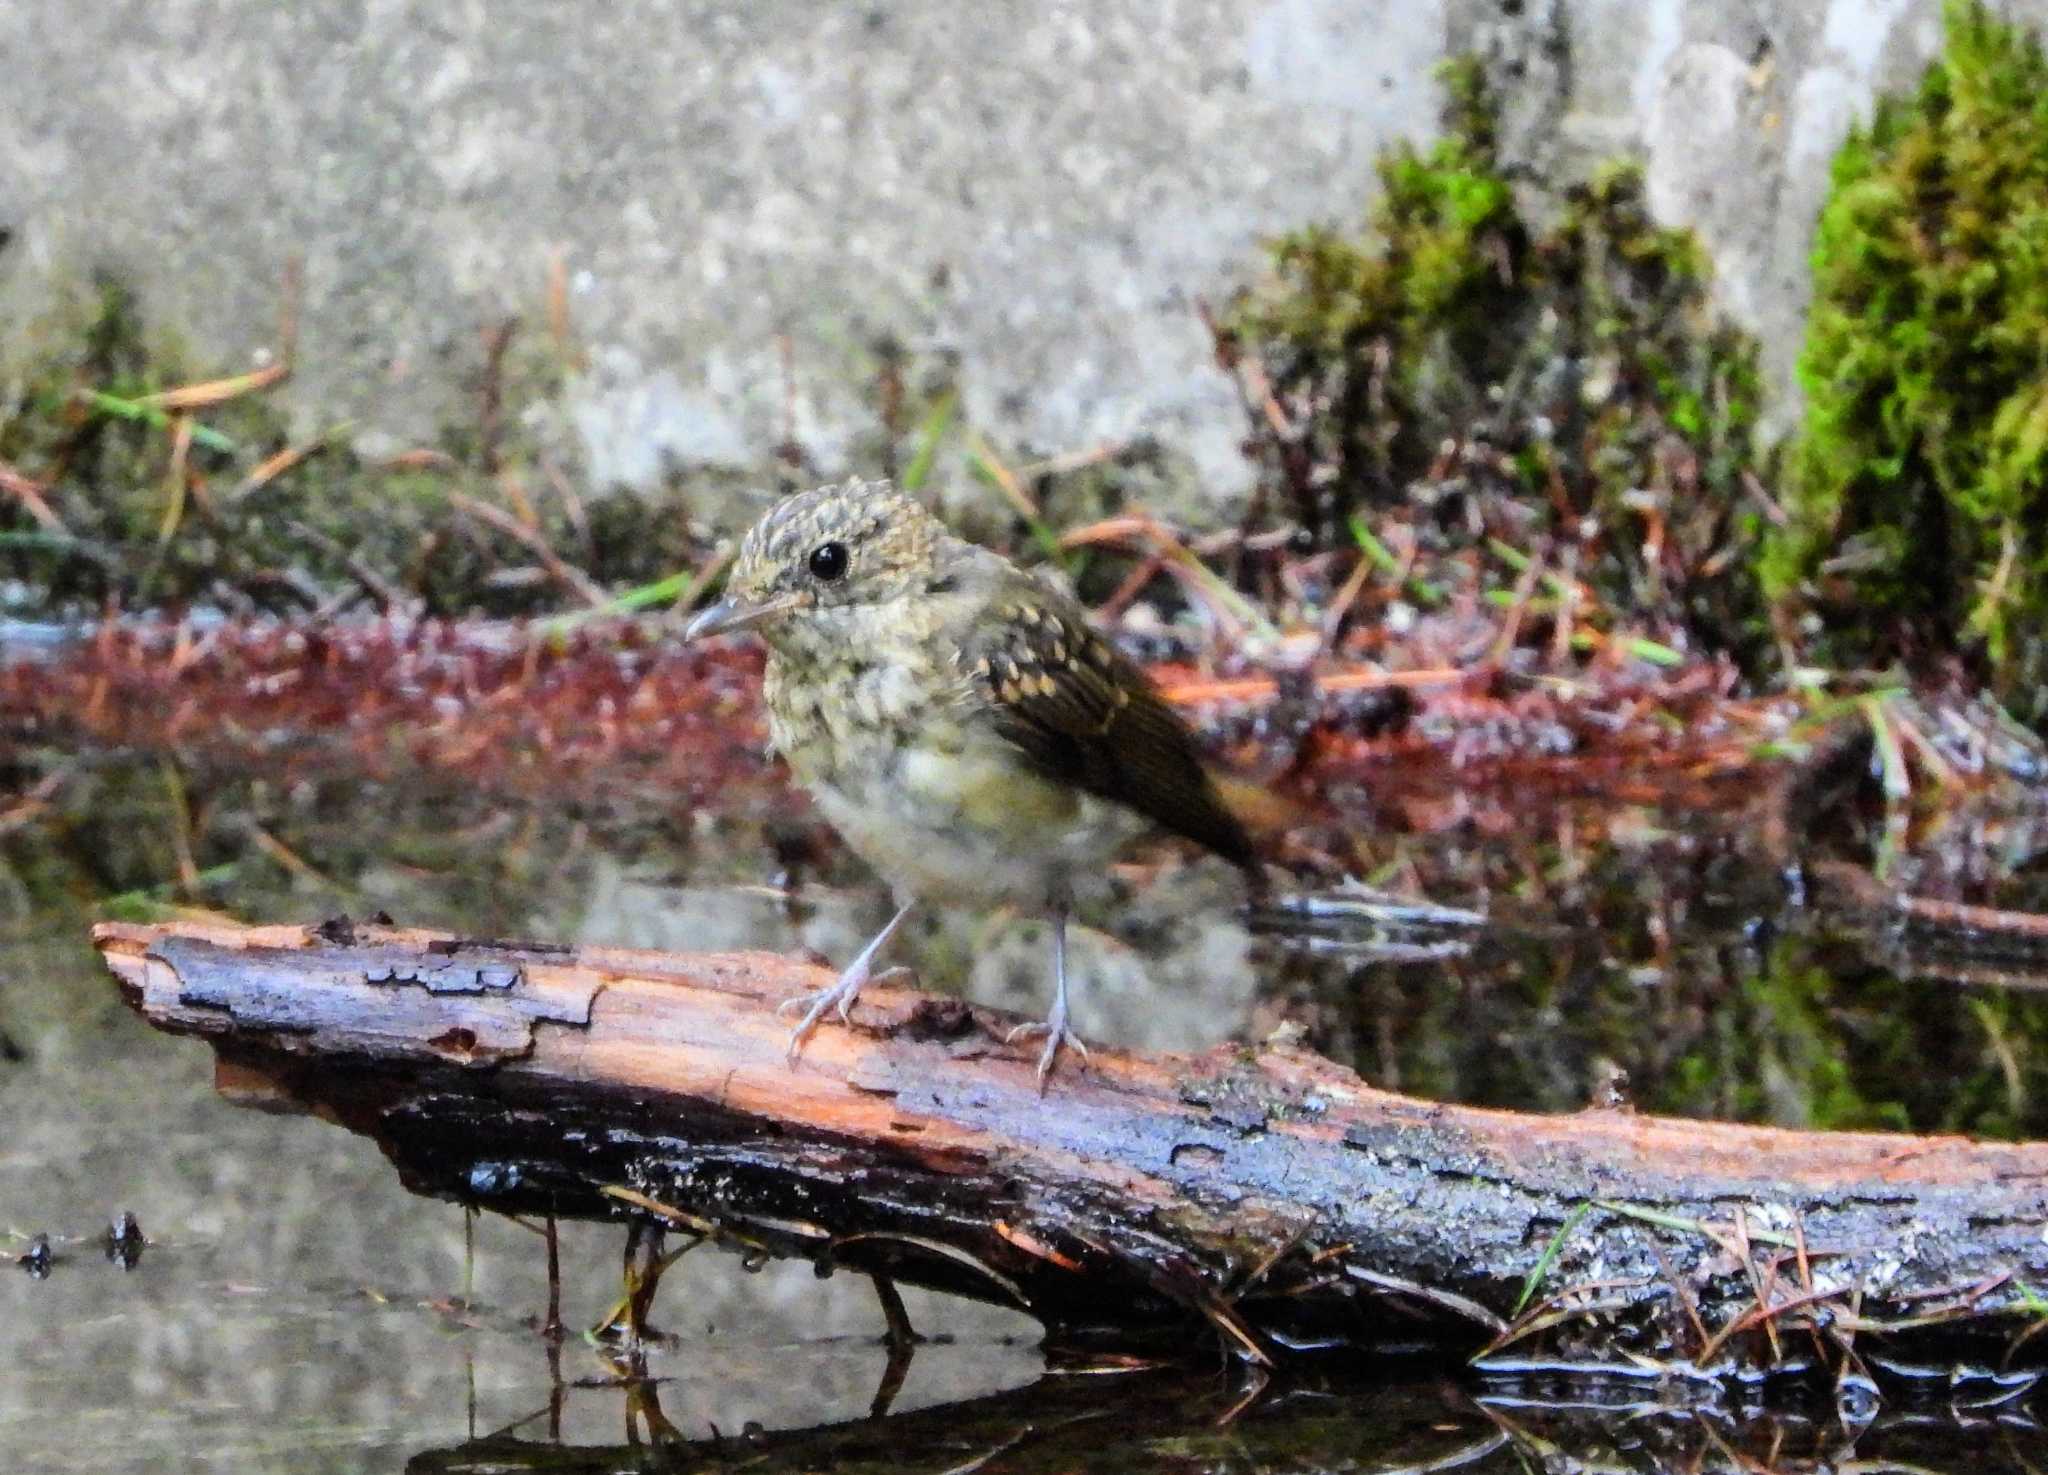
[3,732,2043,1471]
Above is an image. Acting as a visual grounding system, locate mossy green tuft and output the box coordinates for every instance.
[1226,59,1767,649]
[1769,1,2048,714]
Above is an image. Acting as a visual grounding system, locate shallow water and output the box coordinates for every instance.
[2,734,2044,1471]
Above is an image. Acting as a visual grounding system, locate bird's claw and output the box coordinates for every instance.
[779,971,866,1065]
[1005,1016,1090,1091]
[774,988,856,1025]
[778,966,917,1065]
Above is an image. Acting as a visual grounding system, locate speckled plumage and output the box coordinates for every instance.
[688,477,1255,1082]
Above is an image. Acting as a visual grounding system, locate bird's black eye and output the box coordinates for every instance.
[807,541,849,581]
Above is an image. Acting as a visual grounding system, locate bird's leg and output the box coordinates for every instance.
[1005,902,1089,1089]
[780,898,916,1064]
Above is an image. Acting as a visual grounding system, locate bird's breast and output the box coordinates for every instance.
[762,650,1129,907]
[761,643,961,785]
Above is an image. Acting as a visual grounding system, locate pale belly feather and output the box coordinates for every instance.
[807,736,1137,908]
[764,643,1138,910]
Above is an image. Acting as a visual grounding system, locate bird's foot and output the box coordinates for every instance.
[1005,1009,1090,1092]
[777,964,914,1064]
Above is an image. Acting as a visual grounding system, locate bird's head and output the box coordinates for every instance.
[683,478,950,652]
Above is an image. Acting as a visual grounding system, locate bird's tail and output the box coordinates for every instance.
[1212,773,1308,840]
[1210,773,1313,900]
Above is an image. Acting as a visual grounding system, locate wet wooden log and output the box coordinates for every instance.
[94,918,2048,1375]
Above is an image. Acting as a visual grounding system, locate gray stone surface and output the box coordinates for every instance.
[2,0,2039,520]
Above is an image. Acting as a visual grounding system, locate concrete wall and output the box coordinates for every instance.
[1,0,2036,520]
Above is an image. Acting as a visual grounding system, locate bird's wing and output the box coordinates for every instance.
[957,570,1255,868]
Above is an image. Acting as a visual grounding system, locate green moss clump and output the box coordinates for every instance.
[1234,60,1520,492]
[1769,2,2048,713]
[1226,59,1767,646]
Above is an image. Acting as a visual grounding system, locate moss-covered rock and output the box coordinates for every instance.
[1768,1,2048,716]
[1225,60,1768,652]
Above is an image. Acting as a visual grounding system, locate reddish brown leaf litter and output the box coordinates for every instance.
[0,616,1818,821]
[1177,653,1797,811]
[0,616,775,805]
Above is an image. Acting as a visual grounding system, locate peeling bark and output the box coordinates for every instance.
[94,919,2048,1375]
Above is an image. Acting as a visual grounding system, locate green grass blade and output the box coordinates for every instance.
[901,391,957,493]
[1350,513,1444,607]
[535,569,695,636]
[82,390,239,454]
[964,450,1070,568]
[1513,1202,1591,1317]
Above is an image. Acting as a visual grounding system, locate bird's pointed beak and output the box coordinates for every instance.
[681,593,800,643]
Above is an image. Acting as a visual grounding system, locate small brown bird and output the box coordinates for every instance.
[684,477,1259,1084]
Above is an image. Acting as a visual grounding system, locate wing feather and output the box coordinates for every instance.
[959,573,1255,869]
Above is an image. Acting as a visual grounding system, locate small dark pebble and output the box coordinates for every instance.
[1587,1065,1633,1112]
[0,1028,25,1064]
[105,1211,146,1270]
[1342,684,1415,738]
[899,997,975,1042]
[313,914,359,945]
[19,1234,52,1278]
[767,822,829,879]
